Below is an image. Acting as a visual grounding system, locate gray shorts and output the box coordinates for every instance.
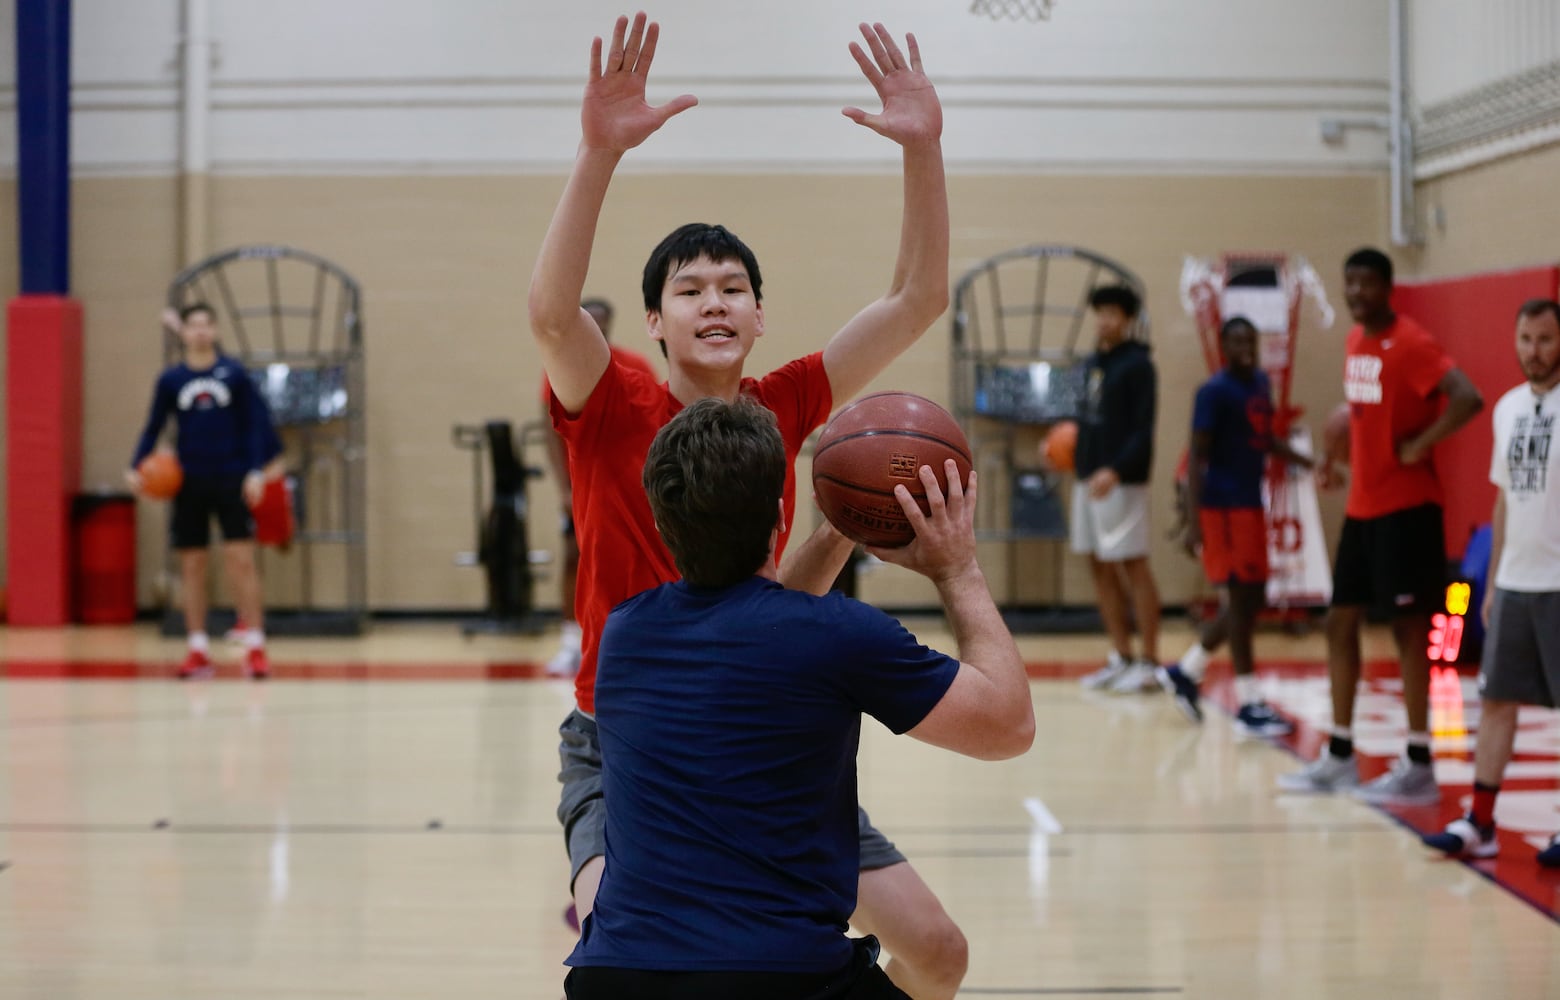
[557,708,908,886]
[1479,589,1560,708]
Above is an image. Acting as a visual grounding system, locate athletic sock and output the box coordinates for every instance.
[1234,673,1259,706]
[244,628,266,651]
[1470,781,1500,830]
[1405,731,1433,766]
[1179,642,1212,682]
[1328,727,1354,760]
[188,631,210,654]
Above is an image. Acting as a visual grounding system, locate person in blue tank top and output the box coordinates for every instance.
[1157,316,1311,734]
[127,303,280,680]
[564,396,1034,999]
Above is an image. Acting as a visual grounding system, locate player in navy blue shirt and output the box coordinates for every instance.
[1158,317,1311,733]
[564,396,1033,999]
[127,303,280,680]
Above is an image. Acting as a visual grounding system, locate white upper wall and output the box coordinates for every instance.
[1409,0,1560,108]
[2,0,1391,176]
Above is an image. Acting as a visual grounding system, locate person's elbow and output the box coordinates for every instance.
[969,701,1035,761]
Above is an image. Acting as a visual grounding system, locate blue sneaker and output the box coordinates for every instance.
[1234,702,1293,738]
[1538,834,1560,868]
[1423,816,1497,859]
[1155,664,1202,723]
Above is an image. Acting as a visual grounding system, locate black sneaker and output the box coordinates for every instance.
[1155,664,1202,723]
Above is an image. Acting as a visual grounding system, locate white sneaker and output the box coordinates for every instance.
[1422,816,1498,859]
[544,645,582,678]
[1080,654,1129,690]
[1276,750,1360,794]
[1107,661,1159,694]
[1351,757,1440,807]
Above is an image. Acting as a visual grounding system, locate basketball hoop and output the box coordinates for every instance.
[970,0,1054,22]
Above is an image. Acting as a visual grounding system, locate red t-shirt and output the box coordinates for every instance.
[1342,315,1453,519]
[540,344,658,405]
[551,352,834,713]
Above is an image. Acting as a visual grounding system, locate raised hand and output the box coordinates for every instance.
[581,13,698,154]
[842,23,942,146]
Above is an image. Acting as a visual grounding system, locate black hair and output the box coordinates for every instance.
[179,302,216,323]
[1087,284,1141,318]
[1220,315,1258,341]
[1343,248,1393,285]
[641,223,763,313]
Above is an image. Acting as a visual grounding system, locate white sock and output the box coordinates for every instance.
[1107,649,1128,668]
[1331,725,1353,741]
[244,628,266,650]
[188,631,209,653]
[1234,673,1259,706]
[561,620,582,650]
[1179,642,1212,682]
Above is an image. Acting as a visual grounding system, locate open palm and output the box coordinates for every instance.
[843,23,942,145]
[581,13,697,153]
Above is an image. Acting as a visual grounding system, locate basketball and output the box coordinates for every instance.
[1323,403,1350,464]
[137,452,183,500]
[1042,420,1078,473]
[812,392,973,548]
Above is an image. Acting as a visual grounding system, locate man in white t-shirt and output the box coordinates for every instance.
[1424,298,1560,864]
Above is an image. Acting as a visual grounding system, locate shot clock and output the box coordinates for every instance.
[1428,578,1484,666]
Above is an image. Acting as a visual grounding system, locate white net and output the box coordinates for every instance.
[970,0,1054,22]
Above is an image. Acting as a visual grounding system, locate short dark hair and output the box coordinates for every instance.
[179,302,216,323]
[641,223,764,314]
[1344,248,1393,285]
[581,297,613,321]
[1220,315,1258,341]
[1516,297,1560,326]
[1087,284,1141,318]
[643,396,785,589]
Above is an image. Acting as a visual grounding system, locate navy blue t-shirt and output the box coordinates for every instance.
[569,576,960,975]
[1192,368,1274,509]
[130,357,276,478]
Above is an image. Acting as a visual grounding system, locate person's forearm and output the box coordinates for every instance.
[1411,390,1483,453]
[935,564,1026,715]
[1487,493,1506,591]
[528,147,623,337]
[886,140,950,324]
[776,521,857,596]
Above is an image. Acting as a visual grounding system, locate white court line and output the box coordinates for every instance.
[1023,796,1063,834]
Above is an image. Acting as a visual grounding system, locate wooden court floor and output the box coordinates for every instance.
[3,620,1558,999]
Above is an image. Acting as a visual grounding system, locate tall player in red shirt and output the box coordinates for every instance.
[1278,248,1483,804]
[528,14,964,999]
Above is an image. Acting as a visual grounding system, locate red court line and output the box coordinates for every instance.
[0,660,555,681]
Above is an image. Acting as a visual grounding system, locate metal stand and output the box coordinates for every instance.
[453,420,548,636]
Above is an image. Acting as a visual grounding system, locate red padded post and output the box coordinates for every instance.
[6,295,84,625]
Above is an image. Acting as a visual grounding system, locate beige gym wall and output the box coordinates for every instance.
[1409,143,1560,280]
[58,170,1383,613]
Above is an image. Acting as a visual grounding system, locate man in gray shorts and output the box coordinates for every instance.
[1424,297,1560,864]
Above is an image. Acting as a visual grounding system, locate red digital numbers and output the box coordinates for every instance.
[1428,612,1465,663]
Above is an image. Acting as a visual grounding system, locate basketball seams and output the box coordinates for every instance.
[813,429,972,464]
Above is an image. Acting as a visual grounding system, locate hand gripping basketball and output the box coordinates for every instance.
[869,460,979,582]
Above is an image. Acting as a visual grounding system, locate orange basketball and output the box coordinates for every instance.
[1323,403,1350,464]
[812,392,973,548]
[138,452,184,500]
[1042,420,1078,473]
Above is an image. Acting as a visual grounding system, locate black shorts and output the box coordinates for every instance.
[1331,503,1446,615]
[171,474,254,549]
[566,936,908,1000]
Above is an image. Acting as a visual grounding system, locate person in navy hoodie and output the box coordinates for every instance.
[128,302,278,680]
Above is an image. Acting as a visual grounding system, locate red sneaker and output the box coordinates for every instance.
[178,649,214,680]
[244,647,271,680]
